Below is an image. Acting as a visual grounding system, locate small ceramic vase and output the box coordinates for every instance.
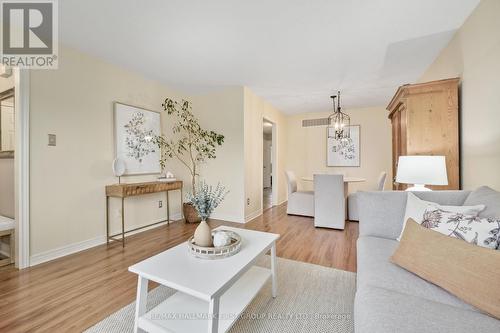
[194,220,213,247]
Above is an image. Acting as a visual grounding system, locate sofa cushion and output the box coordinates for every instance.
[391,219,500,319]
[464,186,500,219]
[357,236,476,311]
[358,191,470,240]
[354,285,500,333]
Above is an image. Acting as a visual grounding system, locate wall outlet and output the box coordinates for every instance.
[158,200,163,208]
[48,134,56,146]
[247,198,250,206]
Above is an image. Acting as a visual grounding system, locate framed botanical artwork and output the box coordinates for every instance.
[114,102,161,175]
[0,88,15,159]
[327,125,360,167]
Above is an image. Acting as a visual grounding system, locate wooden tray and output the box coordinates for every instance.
[187,230,241,259]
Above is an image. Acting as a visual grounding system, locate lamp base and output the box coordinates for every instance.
[405,184,432,192]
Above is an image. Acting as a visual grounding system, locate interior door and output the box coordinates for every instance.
[263,139,272,188]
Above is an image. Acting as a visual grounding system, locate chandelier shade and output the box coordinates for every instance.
[327,91,350,140]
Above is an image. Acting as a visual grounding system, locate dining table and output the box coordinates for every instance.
[301,176,366,183]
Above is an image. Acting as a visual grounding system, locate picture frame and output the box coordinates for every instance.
[113,102,161,175]
[0,88,15,159]
[327,125,360,167]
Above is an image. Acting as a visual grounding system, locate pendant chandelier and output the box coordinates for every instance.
[327,91,350,140]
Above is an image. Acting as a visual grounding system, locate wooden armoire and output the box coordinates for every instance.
[387,78,460,190]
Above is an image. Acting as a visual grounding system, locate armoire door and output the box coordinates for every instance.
[387,78,460,190]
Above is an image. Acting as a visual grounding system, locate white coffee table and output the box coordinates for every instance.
[128,226,280,333]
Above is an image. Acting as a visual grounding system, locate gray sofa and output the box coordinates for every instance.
[355,191,500,333]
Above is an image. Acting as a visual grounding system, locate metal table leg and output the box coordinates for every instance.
[166,190,170,225]
[180,187,184,220]
[121,197,125,247]
[106,196,109,245]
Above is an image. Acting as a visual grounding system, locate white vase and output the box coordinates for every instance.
[194,220,212,247]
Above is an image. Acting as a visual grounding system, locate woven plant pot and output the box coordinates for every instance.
[183,202,201,223]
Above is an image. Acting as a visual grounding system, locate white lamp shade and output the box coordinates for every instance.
[396,155,448,186]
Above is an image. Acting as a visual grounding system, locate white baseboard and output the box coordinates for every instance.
[245,209,263,223]
[30,235,106,267]
[169,212,183,221]
[210,212,245,224]
[29,214,183,267]
[277,199,287,206]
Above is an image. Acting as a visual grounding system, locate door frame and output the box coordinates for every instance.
[262,117,278,207]
[14,69,30,269]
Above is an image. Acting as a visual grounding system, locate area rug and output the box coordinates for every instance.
[84,257,356,333]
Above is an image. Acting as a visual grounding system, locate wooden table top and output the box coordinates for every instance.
[301,176,366,182]
[106,180,183,197]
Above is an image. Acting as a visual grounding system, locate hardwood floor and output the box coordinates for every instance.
[0,203,358,332]
[263,187,272,209]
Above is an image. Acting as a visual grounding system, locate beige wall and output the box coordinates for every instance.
[286,107,392,193]
[0,75,15,218]
[244,88,288,221]
[27,45,393,260]
[419,0,500,190]
[190,87,246,222]
[29,46,251,258]
[30,45,187,256]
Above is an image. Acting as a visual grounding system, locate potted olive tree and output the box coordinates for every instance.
[155,98,224,222]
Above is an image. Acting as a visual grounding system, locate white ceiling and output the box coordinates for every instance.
[59,0,479,114]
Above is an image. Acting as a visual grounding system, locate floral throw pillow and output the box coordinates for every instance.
[420,208,500,250]
[397,193,485,241]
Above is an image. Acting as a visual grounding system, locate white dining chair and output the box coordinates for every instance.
[375,171,387,191]
[348,172,387,221]
[314,174,345,229]
[285,171,314,217]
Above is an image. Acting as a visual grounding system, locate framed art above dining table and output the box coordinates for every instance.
[327,125,360,167]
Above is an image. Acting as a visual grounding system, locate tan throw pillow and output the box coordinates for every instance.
[391,219,500,319]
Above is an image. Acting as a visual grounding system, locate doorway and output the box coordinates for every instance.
[0,80,15,267]
[0,67,29,269]
[263,119,277,210]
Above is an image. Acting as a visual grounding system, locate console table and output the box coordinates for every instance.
[105,180,183,247]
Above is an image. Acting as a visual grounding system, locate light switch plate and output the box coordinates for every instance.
[48,134,56,146]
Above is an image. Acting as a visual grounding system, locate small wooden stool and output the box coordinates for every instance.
[0,217,15,267]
